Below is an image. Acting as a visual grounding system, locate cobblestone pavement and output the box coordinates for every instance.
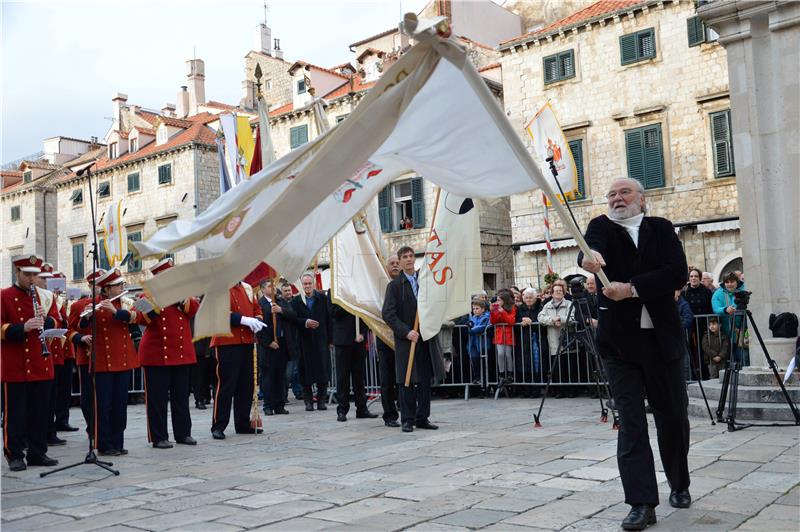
[2,396,798,531]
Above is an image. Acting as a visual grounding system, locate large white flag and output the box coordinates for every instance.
[257,95,276,166]
[102,200,125,267]
[525,102,579,201]
[418,190,482,340]
[133,14,589,338]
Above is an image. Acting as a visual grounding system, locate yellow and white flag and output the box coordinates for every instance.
[418,190,482,340]
[102,200,125,266]
[525,103,579,201]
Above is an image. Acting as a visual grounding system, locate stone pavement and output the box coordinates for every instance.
[2,396,798,531]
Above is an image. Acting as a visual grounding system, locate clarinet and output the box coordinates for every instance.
[30,285,50,358]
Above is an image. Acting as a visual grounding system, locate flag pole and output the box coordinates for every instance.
[404,186,442,387]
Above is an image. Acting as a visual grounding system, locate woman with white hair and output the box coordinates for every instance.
[516,287,543,393]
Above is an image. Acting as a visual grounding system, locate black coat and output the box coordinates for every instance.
[256,296,297,349]
[578,215,688,361]
[381,273,445,384]
[290,290,332,384]
[329,297,366,347]
[682,284,713,316]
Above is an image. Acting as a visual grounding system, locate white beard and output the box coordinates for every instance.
[608,203,643,220]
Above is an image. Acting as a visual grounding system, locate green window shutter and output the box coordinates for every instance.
[560,50,575,79]
[411,177,425,228]
[127,231,142,272]
[711,110,734,177]
[10,205,20,221]
[568,139,585,199]
[687,16,705,47]
[290,125,308,149]
[642,125,665,188]
[638,28,656,59]
[620,33,637,65]
[378,186,392,233]
[625,128,646,184]
[158,164,172,185]
[98,238,111,270]
[127,172,140,192]
[72,243,84,280]
[543,56,558,83]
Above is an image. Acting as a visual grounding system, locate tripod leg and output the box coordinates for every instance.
[716,359,731,422]
[690,360,716,425]
[533,363,555,428]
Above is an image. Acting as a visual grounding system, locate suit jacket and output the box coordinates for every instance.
[578,215,688,361]
[256,295,296,348]
[329,296,366,347]
[290,290,332,384]
[381,272,445,384]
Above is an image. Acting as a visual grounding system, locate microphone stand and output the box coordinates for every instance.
[42,165,119,477]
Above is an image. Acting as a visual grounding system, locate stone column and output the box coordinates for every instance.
[698,0,799,369]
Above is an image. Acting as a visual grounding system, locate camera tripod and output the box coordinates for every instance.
[533,283,619,429]
[716,294,800,431]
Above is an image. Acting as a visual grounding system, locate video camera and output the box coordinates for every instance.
[734,290,752,310]
[569,277,586,298]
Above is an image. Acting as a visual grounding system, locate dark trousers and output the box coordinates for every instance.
[260,342,289,410]
[378,344,398,422]
[212,344,254,433]
[48,360,73,437]
[285,359,302,399]
[399,343,433,425]
[78,364,92,431]
[144,365,192,443]
[94,370,131,452]
[604,332,690,507]
[335,343,368,416]
[191,354,215,404]
[2,380,52,461]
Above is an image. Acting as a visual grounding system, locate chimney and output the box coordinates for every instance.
[111,93,128,132]
[254,23,272,55]
[161,103,176,117]
[186,59,205,116]
[241,79,256,110]
[176,86,189,118]
[273,38,284,60]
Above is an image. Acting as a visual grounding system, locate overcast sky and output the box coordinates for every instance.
[1,0,429,164]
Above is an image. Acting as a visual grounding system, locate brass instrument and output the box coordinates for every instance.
[30,285,50,358]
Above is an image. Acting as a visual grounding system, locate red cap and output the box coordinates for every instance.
[150,257,174,276]
[13,255,43,273]
[85,269,106,283]
[97,268,123,288]
[38,262,55,278]
[52,272,66,279]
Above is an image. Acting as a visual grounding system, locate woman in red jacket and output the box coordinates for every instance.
[490,290,517,384]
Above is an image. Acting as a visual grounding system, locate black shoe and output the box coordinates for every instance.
[211,430,226,440]
[27,454,58,466]
[384,420,400,428]
[176,436,197,445]
[56,424,80,432]
[274,407,289,415]
[305,401,314,412]
[621,505,656,531]
[8,458,26,471]
[117,448,129,455]
[669,489,692,509]
[401,422,414,433]
[337,413,347,422]
[204,398,211,405]
[47,436,67,446]
[98,449,120,456]
[317,402,328,411]
[264,408,274,416]
[236,427,258,434]
[356,411,378,419]
[195,401,207,410]
[153,440,173,449]
[416,420,439,430]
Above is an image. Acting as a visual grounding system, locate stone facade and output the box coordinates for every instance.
[499,0,741,289]
[244,51,293,109]
[1,185,49,285]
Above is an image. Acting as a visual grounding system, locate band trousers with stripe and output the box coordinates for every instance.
[211,344,254,434]
[3,380,51,461]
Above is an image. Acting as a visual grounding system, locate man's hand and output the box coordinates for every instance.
[81,335,93,347]
[591,318,599,328]
[713,356,721,363]
[603,282,634,301]
[24,316,44,332]
[305,319,319,329]
[240,316,266,333]
[269,341,279,350]
[271,305,282,314]
[581,250,606,273]
[355,334,364,343]
[521,317,533,326]
[406,330,419,342]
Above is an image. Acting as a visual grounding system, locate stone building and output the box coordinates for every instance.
[498,0,740,288]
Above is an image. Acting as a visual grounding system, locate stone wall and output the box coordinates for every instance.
[1,187,41,285]
[244,52,293,108]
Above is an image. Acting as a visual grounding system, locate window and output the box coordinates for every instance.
[109,142,118,159]
[23,170,32,183]
[620,28,656,65]
[297,78,307,94]
[625,123,665,189]
[158,163,172,185]
[98,181,111,198]
[290,125,309,149]
[687,16,718,46]
[129,137,138,153]
[710,110,735,178]
[568,139,587,199]
[70,188,83,206]
[336,114,349,123]
[157,126,168,144]
[126,230,142,272]
[98,237,111,270]
[127,172,140,193]
[266,79,273,90]
[72,242,85,280]
[378,177,425,233]
[543,50,575,84]
[10,205,21,221]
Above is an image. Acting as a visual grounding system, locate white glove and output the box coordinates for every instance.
[240,316,266,333]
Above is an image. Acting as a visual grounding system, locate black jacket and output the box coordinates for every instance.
[290,290,332,384]
[329,295,366,347]
[682,284,713,316]
[256,295,297,349]
[578,215,688,361]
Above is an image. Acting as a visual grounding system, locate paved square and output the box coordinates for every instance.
[2,397,798,530]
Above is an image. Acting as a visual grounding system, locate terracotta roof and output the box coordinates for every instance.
[20,160,61,171]
[186,112,222,125]
[131,126,156,136]
[2,180,23,193]
[349,27,397,49]
[478,62,501,72]
[204,100,238,111]
[356,47,385,64]
[287,60,348,79]
[268,102,294,117]
[500,0,646,49]
[136,110,161,125]
[322,75,377,101]
[1,170,23,178]
[456,35,493,50]
[116,131,130,139]
[331,62,356,73]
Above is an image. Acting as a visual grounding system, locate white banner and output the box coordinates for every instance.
[525,102,578,201]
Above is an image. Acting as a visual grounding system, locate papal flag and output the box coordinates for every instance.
[525,102,579,201]
[236,114,256,176]
[132,14,592,338]
[102,199,125,266]
[418,190,482,340]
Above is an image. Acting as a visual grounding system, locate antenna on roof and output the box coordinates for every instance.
[264,1,268,26]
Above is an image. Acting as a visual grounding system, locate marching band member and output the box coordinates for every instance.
[50,271,79,433]
[1,255,60,471]
[136,258,199,448]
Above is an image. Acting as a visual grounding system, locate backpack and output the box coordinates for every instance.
[769,312,799,338]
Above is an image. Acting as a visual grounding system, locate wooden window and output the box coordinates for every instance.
[126,230,142,272]
[297,79,307,94]
[543,50,575,84]
[687,16,705,47]
[70,188,83,206]
[158,163,172,185]
[377,177,425,232]
[568,139,587,199]
[625,123,665,189]
[109,142,118,159]
[129,137,138,152]
[710,110,735,177]
[23,171,32,183]
[127,172,140,192]
[620,28,656,65]
[97,237,111,270]
[290,125,308,149]
[10,205,21,221]
[72,242,85,280]
[98,181,111,198]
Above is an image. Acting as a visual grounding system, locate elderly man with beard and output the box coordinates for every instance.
[580,178,690,531]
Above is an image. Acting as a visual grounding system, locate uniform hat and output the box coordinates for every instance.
[149,257,173,276]
[97,268,124,287]
[85,269,106,283]
[13,255,43,273]
[52,272,66,279]
[38,262,55,278]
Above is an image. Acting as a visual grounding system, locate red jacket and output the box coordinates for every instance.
[48,298,72,365]
[210,284,262,347]
[1,285,58,382]
[490,305,516,346]
[83,297,140,373]
[137,298,199,366]
[68,296,96,366]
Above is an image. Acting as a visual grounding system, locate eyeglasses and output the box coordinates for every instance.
[605,188,636,200]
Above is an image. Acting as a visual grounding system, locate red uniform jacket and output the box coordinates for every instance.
[490,305,517,346]
[81,297,140,373]
[48,298,72,365]
[0,285,58,382]
[210,284,262,347]
[68,296,96,366]
[136,298,200,366]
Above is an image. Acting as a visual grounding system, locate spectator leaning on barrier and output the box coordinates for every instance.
[468,299,490,384]
[517,287,542,380]
[712,271,749,366]
[490,290,517,384]
[682,268,713,380]
[702,318,729,379]
[675,290,695,380]
[538,283,575,397]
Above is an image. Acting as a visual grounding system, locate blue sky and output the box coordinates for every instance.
[1,0,428,163]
